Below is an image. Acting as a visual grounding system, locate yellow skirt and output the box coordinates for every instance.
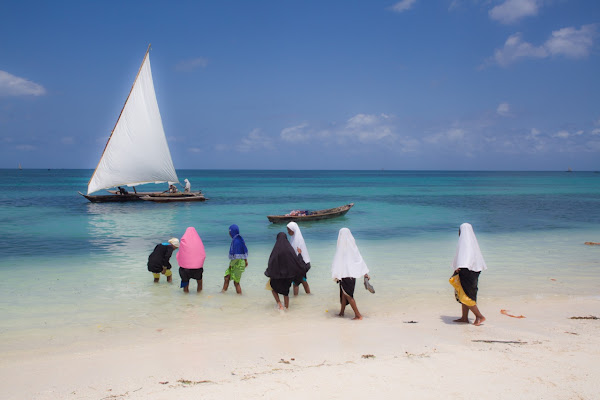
[449,274,476,307]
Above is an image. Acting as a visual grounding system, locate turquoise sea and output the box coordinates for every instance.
[1,170,599,352]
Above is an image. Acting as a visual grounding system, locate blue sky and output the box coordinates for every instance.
[1,0,599,170]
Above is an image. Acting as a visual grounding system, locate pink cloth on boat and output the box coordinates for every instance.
[176,227,206,269]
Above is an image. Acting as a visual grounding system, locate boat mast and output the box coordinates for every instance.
[87,44,152,189]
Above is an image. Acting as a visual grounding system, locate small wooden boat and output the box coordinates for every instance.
[267,203,354,223]
[139,192,207,202]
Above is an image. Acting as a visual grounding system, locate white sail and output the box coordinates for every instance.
[88,49,179,194]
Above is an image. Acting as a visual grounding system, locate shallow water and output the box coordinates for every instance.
[0,169,599,350]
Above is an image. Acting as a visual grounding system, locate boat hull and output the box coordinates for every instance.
[139,194,207,202]
[267,203,354,223]
[79,191,206,203]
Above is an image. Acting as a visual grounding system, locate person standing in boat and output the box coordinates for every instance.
[147,238,179,283]
[331,228,371,320]
[449,223,487,326]
[222,224,248,294]
[287,222,311,295]
[184,179,191,193]
[265,232,308,310]
[177,227,206,293]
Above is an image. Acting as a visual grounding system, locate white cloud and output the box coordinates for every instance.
[280,123,311,143]
[61,137,74,145]
[491,33,547,67]
[175,57,208,72]
[188,147,202,153]
[447,128,465,141]
[448,0,461,11]
[489,0,539,24]
[528,128,541,138]
[16,144,36,151]
[278,114,400,148]
[553,130,570,139]
[0,70,46,97]
[591,128,600,136]
[545,25,597,58]
[341,113,396,143]
[390,0,416,13]
[236,129,274,152]
[497,102,510,116]
[489,25,596,67]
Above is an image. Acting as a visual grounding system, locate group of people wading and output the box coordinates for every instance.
[147,222,487,324]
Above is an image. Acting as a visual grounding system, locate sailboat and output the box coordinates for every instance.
[18,163,22,170]
[79,45,205,203]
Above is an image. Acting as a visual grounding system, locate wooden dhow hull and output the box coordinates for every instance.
[79,191,206,203]
[267,203,354,223]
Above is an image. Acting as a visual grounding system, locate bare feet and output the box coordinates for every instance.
[473,316,486,326]
[278,303,285,310]
[453,318,469,323]
[338,312,344,317]
[352,315,363,320]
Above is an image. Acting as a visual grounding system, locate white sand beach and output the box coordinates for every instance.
[2,294,599,400]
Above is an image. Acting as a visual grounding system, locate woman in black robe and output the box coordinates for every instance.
[265,232,308,310]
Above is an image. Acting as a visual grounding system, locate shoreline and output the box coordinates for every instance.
[2,296,599,399]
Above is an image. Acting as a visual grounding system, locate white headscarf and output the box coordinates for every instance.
[287,222,310,263]
[452,223,487,272]
[331,228,369,280]
[184,179,191,190]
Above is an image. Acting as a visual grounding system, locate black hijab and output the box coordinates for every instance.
[265,232,306,279]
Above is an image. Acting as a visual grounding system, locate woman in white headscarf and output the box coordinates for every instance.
[287,222,311,295]
[331,228,370,320]
[184,179,191,193]
[449,223,487,326]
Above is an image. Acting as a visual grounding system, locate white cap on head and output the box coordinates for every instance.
[168,238,180,248]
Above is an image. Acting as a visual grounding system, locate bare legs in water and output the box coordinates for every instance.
[153,267,172,283]
[293,281,311,296]
[221,275,242,294]
[271,290,289,310]
[183,279,202,293]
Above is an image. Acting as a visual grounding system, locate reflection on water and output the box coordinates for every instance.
[86,203,178,254]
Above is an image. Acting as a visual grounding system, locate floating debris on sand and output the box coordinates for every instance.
[501,309,526,318]
[472,340,527,344]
